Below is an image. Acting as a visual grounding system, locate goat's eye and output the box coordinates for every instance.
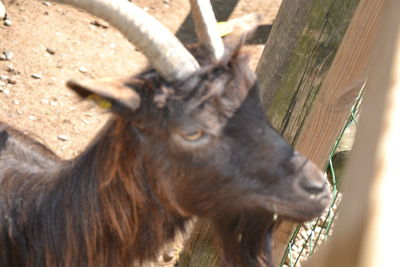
[173,128,211,148]
[181,130,205,141]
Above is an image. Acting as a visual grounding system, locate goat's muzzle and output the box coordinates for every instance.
[253,151,331,223]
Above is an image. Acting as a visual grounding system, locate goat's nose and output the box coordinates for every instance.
[290,151,329,195]
[299,178,326,194]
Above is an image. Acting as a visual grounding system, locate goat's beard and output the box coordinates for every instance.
[212,212,276,267]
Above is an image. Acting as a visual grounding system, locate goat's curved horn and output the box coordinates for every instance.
[53,0,200,82]
[189,0,225,61]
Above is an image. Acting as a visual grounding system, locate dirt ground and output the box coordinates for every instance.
[0,0,281,265]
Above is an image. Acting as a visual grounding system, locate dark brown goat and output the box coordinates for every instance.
[0,1,331,266]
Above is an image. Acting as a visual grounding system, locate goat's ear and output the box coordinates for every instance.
[223,13,262,57]
[66,78,141,113]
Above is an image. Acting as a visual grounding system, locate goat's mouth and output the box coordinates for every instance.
[255,190,331,222]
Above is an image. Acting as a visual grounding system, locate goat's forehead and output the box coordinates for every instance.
[145,56,256,133]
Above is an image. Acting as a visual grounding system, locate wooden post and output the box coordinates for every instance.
[304,0,400,266]
[179,220,218,267]
[257,0,384,264]
[256,0,360,145]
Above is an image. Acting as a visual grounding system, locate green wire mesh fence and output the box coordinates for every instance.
[279,89,364,267]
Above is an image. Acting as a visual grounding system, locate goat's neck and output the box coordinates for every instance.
[68,116,187,262]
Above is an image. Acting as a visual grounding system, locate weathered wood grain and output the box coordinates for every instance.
[256,0,360,145]
[304,1,400,266]
[179,220,218,267]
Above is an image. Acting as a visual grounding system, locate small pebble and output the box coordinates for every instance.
[0,75,8,81]
[0,88,10,95]
[162,251,174,262]
[296,239,305,247]
[300,230,310,240]
[90,20,108,29]
[4,19,12,27]
[7,78,16,85]
[78,66,88,73]
[50,101,58,107]
[1,51,13,61]
[0,1,5,20]
[13,99,20,105]
[57,134,69,141]
[40,99,49,105]
[28,115,37,121]
[46,48,56,55]
[4,51,13,60]
[0,81,6,87]
[31,73,43,79]
[6,66,19,74]
[163,0,170,4]
[42,1,51,6]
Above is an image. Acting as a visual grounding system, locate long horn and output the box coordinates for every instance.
[53,0,200,82]
[189,0,225,61]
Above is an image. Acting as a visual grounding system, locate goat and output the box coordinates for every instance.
[0,0,331,266]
